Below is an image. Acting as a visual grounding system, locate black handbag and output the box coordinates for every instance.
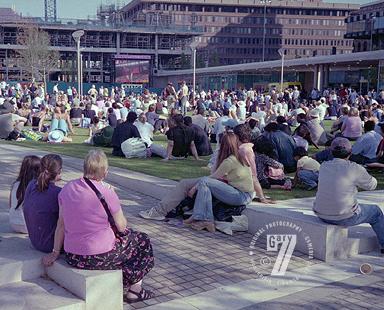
[83,177,124,237]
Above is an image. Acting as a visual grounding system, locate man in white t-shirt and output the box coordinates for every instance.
[135,113,167,158]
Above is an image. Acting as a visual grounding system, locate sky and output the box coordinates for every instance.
[0,0,372,19]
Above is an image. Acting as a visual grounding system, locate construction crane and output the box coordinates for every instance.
[44,0,57,22]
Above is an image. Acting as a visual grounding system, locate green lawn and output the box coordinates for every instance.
[2,121,383,201]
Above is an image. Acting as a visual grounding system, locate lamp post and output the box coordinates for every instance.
[72,30,84,98]
[190,40,199,101]
[370,16,376,52]
[260,0,272,62]
[278,48,285,93]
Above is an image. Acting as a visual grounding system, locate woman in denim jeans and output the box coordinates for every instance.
[184,132,254,232]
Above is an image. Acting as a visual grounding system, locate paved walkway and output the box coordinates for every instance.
[0,143,384,309]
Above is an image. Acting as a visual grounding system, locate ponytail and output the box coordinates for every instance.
[37,169,51,192]
[36,154,63,192]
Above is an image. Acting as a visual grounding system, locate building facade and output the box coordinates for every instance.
[0,7,200,85]
[345,0,384,52]
[121,0,358,67]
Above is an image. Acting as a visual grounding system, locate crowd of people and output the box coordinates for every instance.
[3,79,384,302]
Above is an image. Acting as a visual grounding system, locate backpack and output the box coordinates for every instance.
[166,195,246,222]
[93,126,114,147]
[121,138,148,158]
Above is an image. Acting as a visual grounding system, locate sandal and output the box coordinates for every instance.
[191,221,216,233]
[124,288,155,304]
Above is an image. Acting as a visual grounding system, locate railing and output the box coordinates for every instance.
[9,17,203,34]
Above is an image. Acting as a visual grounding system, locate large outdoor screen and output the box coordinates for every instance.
[115,55,151,84]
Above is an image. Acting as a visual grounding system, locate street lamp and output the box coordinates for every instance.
[278,48,285,93]
[190,39,199,101]
[260,0,272,62]
[72,30,84,98]
[370,16,376,52]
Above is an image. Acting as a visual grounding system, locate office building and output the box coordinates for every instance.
[345,0,384,52]
[121,0,359,66]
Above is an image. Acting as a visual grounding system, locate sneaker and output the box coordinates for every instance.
[283,179,292,191]
[139,207,166,221]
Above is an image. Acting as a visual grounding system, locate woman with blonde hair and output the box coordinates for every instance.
[184,132,254,232]
[43,150,154,303]
[340,107,362,141]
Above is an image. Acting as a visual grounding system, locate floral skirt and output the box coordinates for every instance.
[65,228,154,287]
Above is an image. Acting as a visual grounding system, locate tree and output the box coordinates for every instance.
[17,24,60,89]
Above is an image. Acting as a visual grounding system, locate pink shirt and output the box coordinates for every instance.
[342,116,362,139]
[59,178,121,255]
[238,142,257,178]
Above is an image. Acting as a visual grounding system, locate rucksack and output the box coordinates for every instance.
[93,126,114,147]
[121,137,148,158]
[166,194,246,222]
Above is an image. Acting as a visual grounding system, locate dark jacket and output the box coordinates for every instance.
[263,130,296,172]
[111,121,141,157]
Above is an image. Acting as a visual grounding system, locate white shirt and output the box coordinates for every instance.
[134,121,154,146]
[9,181,28,233]
[113,108,121,121]
[254,111,267,128]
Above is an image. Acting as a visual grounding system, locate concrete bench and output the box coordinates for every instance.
[0,231,123,310]
[245,192,382,262]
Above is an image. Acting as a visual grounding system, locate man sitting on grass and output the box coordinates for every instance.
[293,147,320,191]
[313,137,384,254]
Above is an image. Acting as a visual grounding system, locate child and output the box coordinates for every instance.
[293,147,320,190]
[9,155,41,233]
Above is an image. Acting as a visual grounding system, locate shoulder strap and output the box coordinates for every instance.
[83,177,114,222]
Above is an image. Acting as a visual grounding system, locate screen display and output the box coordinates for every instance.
[115,55,151,84]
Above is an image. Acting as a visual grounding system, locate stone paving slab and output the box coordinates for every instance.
[1,143,384,309]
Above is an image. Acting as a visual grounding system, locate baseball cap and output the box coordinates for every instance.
[222,119,239,129]
[330,137,352,153]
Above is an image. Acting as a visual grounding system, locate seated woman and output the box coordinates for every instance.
[340,107,362,141]
[32,105,49,132]
[51,106,74,135]
[43,150,154,303]
[9,155,41,233]
[23,154,62,253]
[184,132,254,232]
[82,103,96,128]
[69,102,83,126]
[253,136,292,190]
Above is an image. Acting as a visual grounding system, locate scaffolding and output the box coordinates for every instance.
[44,0,57,22]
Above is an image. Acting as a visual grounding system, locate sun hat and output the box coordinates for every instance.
[330,137,352,153]
[48,130,65,143]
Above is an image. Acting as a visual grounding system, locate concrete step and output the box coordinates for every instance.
[0,234,45,286]
[46,260,123,310]
[0,277,85,310]
[246,191,384,262]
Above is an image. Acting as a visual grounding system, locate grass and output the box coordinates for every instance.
[2,120,384,200]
